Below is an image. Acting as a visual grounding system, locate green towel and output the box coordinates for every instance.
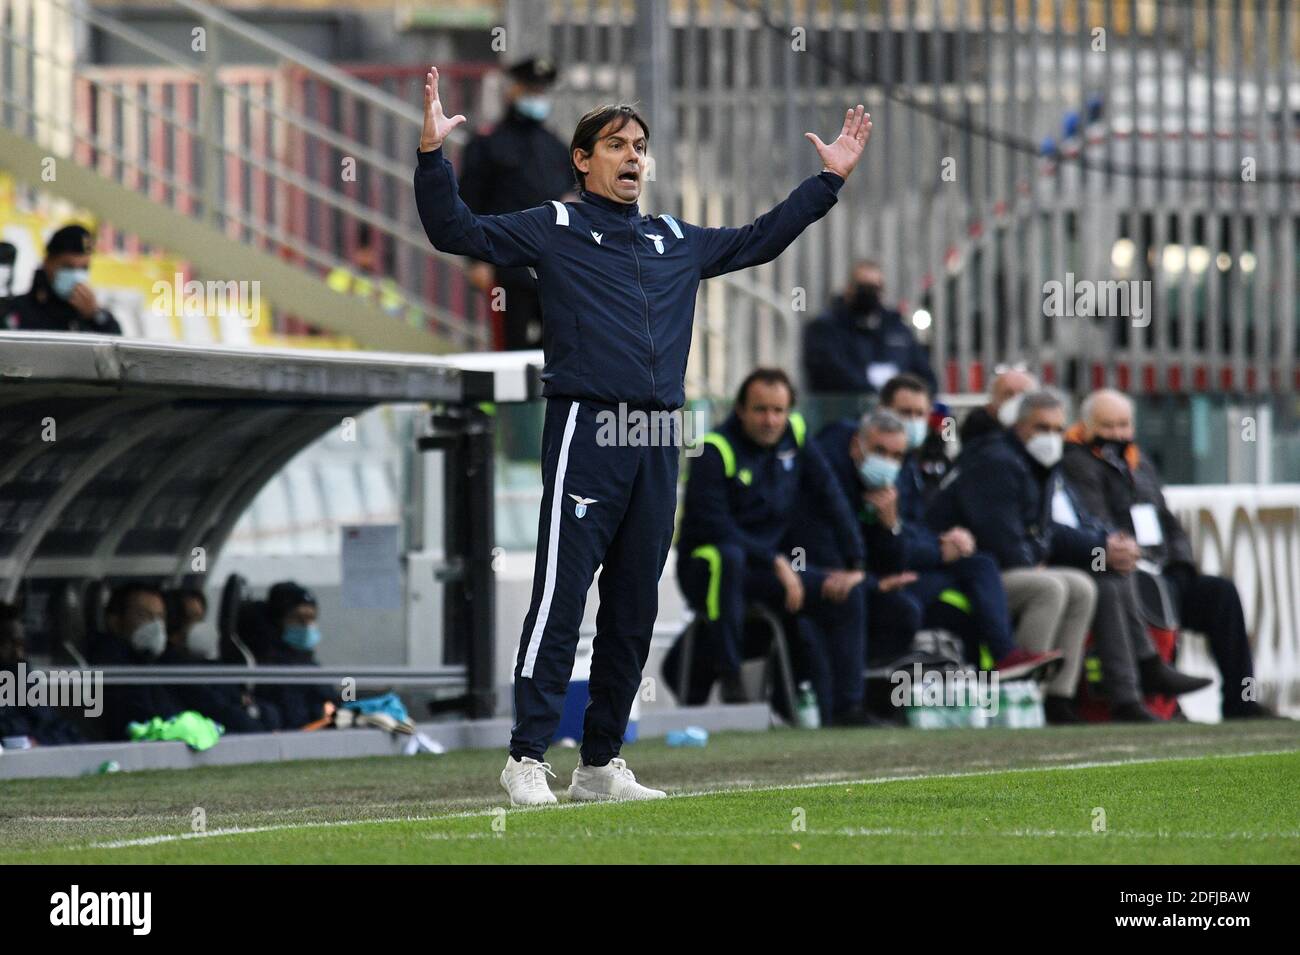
[127,711,224,751]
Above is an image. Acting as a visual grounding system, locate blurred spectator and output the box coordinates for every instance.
[872,374,1061,679]
[1064,389,1270,720]
[802,259,935,396]
[675,368,873,725]
[160,589,278,734]
[253,582,336,729]
[87,583,185,739]
[458,57,572,350]
[0,602,83,746]
[2,224,122,334]
[957,365,1036,450]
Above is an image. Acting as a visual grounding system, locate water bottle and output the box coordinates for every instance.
[665,726,709,747]
[796,681,821,729]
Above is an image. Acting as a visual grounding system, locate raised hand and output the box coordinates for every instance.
[805,105,872,180]
[419,66,467,153]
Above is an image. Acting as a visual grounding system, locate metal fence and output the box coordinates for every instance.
[513,0,1298,399]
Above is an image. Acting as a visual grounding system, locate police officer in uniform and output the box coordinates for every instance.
[3,224,122,334]
[457,57,573,350]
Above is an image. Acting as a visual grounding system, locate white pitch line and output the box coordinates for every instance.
[80,747,1300,851]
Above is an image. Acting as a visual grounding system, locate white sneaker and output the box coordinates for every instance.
[569,757,666,802]
[500,756,558,806]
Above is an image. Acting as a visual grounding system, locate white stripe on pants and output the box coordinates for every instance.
[520,400,580,678]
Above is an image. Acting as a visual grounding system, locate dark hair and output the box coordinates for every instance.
[880,372,931,407]
[735,367,796,409]
[569,104,650,190]
[106,582,163,620]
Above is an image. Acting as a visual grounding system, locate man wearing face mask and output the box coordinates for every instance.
[957,366,1038,452]
[802,259,936,396]
[88,583,187,739]
[3,224,122,334]
[456,58,572,351]
[253,582,336,730]
[1063,390,1269,720]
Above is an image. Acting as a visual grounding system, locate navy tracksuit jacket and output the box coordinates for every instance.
[676,412,866,721]
[415,146,844,762]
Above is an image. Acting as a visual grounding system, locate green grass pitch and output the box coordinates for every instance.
[3,720,1298,863]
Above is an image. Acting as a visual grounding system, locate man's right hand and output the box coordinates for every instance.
[877,572,919,593]
[773,556,805,614]
[420,66,467,153]
[1105,532,1140,573]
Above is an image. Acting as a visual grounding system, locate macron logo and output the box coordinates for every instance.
[50,885,151,935]
[591,231,603,245]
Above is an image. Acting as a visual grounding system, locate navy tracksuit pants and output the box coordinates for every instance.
[677,547,866,721]
[511,397,680,766]
[904,554,1017,661]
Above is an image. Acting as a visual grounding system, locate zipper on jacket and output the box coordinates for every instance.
[628,223,656,399]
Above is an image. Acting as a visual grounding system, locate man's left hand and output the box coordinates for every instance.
[806,105,872,180]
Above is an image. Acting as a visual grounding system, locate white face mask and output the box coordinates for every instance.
[186,621,220,660]
[1025,432,1064,468]
[129,618,167,658]
[997,393,1024,428]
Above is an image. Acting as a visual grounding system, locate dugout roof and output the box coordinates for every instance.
[0,331,510,598]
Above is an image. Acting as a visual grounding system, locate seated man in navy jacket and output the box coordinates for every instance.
[676,368,872,725]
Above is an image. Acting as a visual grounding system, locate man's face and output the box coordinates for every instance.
[990,370,1035,413]
[111,591,164,639]
[282,603,318,630]
[183,595,206,628]
[885,386,930,423]
[854,426,907,466]
[736,380,791,449]
[574,118,646,204]
[1014,406,1065,445]
[1085,394,1135,443]
[849,263,883,296]
[45,251,90,275]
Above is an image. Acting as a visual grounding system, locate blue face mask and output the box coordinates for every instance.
[516,96,552,121]
[859,453,900,488]
[904,417,928,450]
[51,268,89,300]
[283,624,321,651]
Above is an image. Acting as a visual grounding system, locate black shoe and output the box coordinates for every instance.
[718,672,749,704]
[1139,658,1213,697]
[1044,695,1084,725]
[1111,701,1160,722]
[831,704,894,728]
[1223,700,1274,720]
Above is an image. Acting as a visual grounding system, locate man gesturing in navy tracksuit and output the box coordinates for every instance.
[414,66,872,805]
